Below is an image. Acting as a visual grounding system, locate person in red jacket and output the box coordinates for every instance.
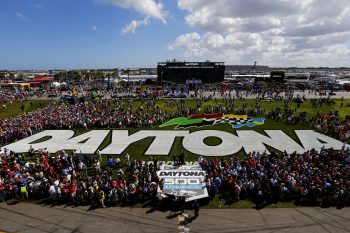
[248,156,256,168]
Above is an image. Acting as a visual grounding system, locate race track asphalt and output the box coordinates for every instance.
[0,202,349,233]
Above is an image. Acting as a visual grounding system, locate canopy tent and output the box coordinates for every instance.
[19,83,31,90]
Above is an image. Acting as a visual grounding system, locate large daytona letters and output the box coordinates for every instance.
[237,130,306,154]
[2,130,349,156]
[2,130,110,154]
[101,130,189,155]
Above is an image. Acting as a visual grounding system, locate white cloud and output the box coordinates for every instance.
[16,12,25,18]
[170,32,264,57]
[92,25,97,32]
[31,4,43,9]
[169,32,200,49]
[97,0,166,23]
[172,0,350,66]
[121,17,150,34]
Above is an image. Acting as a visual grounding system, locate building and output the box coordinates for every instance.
[117,74,157,83]
[157,61,225,84]
[284,72,310,83]
[28,77,54,88]
[225,65,270,74]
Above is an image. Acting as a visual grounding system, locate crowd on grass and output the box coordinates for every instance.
[0,90,50,102]
[0,85,349,209]
[266,105,350,141]
[0,148,164,208]
[0,80,342,102]
[0,144,350,210]
[199,147,350,209]
[0,83,168,102]
[0,101,167,144]
[1,93,349,145]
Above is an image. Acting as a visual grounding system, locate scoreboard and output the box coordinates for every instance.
[157,61,225,84]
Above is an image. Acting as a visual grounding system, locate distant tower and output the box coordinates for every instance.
[253,61,257,69]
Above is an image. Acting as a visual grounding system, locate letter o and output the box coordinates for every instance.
[175,179,187,184]
[164,179,174,185]
[188,179,200,185]
[182,130,242,156]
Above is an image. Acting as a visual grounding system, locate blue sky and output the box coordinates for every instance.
[1,0,350,69]
[0,0,189,69]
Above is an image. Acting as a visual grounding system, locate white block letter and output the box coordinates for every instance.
[101,130,189,155]
[2,130,109,154]
[2,130,74,153]
[182,130,242,156]
[237,130,305,154]
[295,130,349,152]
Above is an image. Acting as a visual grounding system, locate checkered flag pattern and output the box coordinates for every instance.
[214,117,254,125]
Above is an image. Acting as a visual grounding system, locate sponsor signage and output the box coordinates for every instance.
[157,165,208,202]
[2,129,349,156]
[160,114,265,129]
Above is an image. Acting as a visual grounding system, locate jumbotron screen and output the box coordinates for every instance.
[157,61,225,84]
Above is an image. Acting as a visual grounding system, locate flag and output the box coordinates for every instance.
[160,113,265,129]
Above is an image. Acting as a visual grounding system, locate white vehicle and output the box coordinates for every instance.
[335,78,350,85]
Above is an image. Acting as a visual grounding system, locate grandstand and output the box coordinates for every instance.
[157,61,225,84]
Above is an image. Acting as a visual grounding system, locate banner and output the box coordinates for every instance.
[157,165,208,202]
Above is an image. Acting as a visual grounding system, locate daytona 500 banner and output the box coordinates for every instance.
[157,165,208,202]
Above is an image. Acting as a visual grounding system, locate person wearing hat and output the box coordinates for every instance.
[98,189,106,208]
[20,183,28,199]
[115,156,121,169]
[125,153,130,167]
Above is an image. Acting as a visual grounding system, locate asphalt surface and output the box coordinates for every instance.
[188,90,350,100]
[40,90,350,100]
[0,202,349,233]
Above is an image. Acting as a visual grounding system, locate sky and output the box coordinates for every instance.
[1,0,350,70]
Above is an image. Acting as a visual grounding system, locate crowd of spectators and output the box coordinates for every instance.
[266,104,350,142]
[0,81,336,103]
[0,148,161,208]
[0,84,349,210]
[1,144,349,210]
[309,112,350,141]
[0,101,166,144]
[0,89,50,102]
[1,93,349,145]
[199,147,350,209]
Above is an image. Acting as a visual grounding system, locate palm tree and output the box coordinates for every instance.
[8,73,15,80]
[126,68,130,86]
[0,72,5,80]
[106,73,112,90]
